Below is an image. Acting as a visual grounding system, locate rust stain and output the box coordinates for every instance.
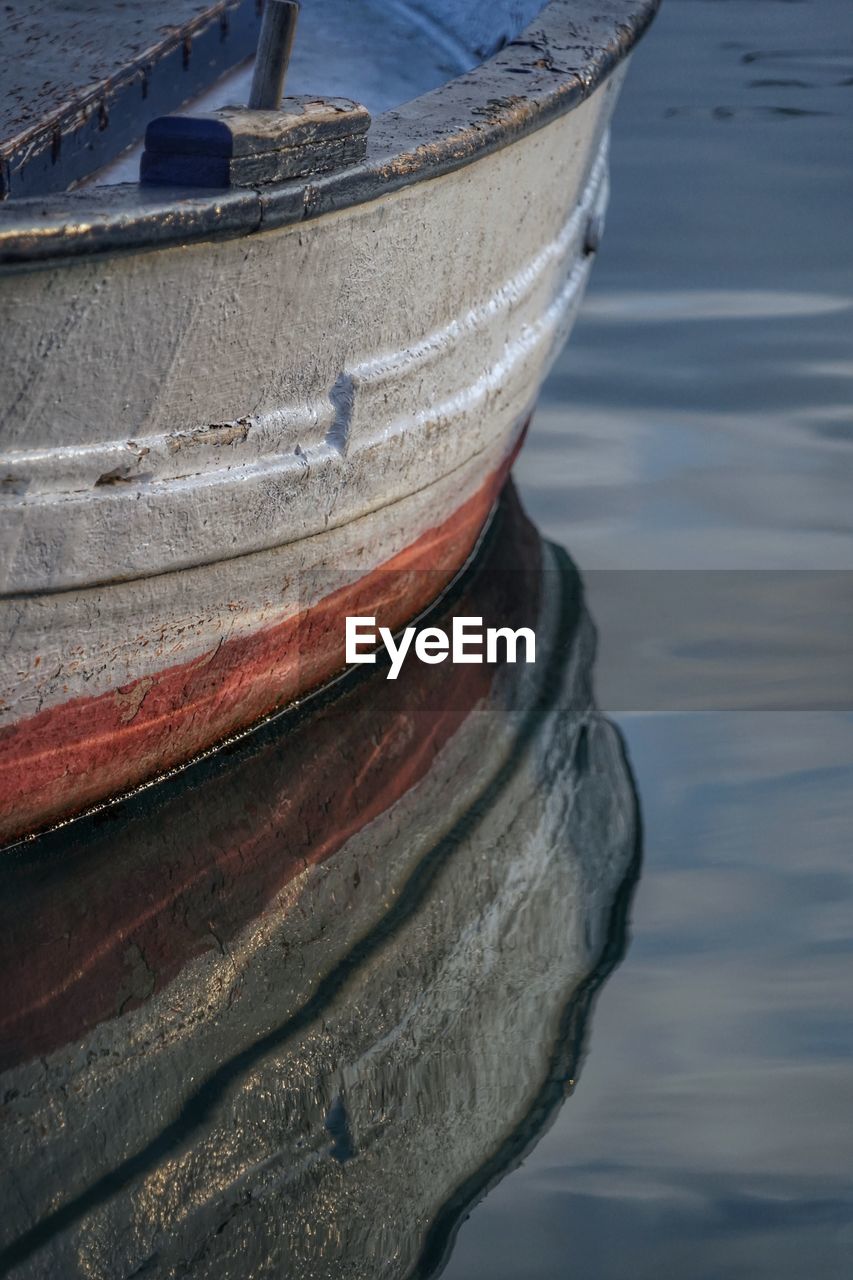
[113,677,154,725]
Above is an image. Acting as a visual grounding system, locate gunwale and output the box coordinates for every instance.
[0,0,660,266]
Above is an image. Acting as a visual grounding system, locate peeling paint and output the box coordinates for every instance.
[113,677,154,724]
[167,421,251,453]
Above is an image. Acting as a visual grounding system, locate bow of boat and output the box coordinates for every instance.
[0,0,660,842]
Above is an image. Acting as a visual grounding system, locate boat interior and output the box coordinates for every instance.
[2,0,550,196]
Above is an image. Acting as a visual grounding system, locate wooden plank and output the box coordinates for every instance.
[142,98,371,158]
[140,97,371,186]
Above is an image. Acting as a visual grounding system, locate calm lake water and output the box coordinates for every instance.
[446,0,853,1276]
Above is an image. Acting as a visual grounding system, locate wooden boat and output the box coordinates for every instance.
[0,488,641,1277]
[0,0,658,844]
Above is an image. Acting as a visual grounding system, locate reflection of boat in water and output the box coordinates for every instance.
[0,0,658,843]
[0,486,640,1278]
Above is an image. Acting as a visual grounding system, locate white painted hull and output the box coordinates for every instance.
[0,78,622,843]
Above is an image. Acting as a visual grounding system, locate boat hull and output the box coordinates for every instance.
[0,76,621,844]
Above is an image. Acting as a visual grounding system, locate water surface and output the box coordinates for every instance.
[445,1,853,1274]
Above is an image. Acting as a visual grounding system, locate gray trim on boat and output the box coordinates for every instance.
[0,0,659,266]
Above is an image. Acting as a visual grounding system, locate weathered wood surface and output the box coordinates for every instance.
[140,130,369,186]
[0,93,614,844]
[0,85,615,845]
[141,98,372,187]
[0,95,612,586]
[0,0,661,841]
[0,0,263,200]
[143,99,371,158]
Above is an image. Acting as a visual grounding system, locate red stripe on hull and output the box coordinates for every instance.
[0,431,526,844]
[0,484,543,1067]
